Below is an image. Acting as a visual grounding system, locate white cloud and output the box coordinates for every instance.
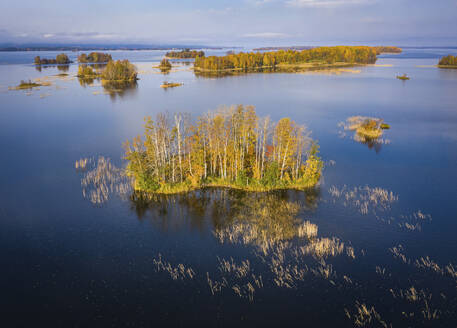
[242,32,289,38]
[286,0,372,8]
[43,33,54,38]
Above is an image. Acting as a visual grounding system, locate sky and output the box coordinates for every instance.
[1,0,457,47]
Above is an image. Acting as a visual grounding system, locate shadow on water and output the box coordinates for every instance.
[78,76,97,87]
[101,80,138,101]
[34,64,69,72]
[128,188,321,233]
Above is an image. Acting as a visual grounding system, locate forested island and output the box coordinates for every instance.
[159,58,172,70]
[374,46,402,54]
[77,65,98,78]
[124,105,323,194]
[194,46,378,74]
[101,60,137,81]
[78,52,112,63]
[438,55,457,68]
[34,53,71,65]
[77,59,137,81]
[166,49,205,59]
[252,46,402,54]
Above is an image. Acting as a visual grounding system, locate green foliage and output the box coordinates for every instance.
[166,49,205,59]
[236,169,248,187]
[101,60,137,81]
[439,55,457,67]
[194,46,378,72]
[135,172,160,192]
[78,52,112,63]
[261,162,280,187]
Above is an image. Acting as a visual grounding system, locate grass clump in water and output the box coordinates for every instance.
[160,81,183,88]
[397,74,410,80]
[11,79,50,90]
[77,65,99,78]
[345,116,388,140]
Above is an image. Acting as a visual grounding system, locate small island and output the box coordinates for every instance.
[78,52,112,63]
[160,82,183,88]
[166,48,205,59]
[158,58,172,70]
[77,65,98,78]
[345,116,389,140]
[194,46,379,74]
[100,60,138,81]
[375,46,402,54]
[124,105,323,194]
[10,79,49,90]
[34,53,71,65]
[438,55,457,68]
[397,74,410,80]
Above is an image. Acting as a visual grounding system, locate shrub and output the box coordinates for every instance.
[101,60,137,81]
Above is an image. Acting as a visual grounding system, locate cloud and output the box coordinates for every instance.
[242,32,289,38]
[40,32,122,41]
[286,0,373,8]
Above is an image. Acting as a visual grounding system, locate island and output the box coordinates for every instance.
[78,52,112,63]
[158,58,172,70]
[374,46,402,54]
[344,116,390,140]
[160,82,183,88]
[438,55,457,68]
[165,49,205,59]
[34,53,71,65]
[124,105,323,194]
[194,46,379,74]
[396,74,410,80]
[101,60,138,81]
[77,65,98,78]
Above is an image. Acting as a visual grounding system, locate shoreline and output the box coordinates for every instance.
[132,180,320,195]
[193,62,364,74]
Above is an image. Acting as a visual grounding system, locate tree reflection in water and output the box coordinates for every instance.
[101,80,138,100]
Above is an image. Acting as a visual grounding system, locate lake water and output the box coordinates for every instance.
[1,48,457,327]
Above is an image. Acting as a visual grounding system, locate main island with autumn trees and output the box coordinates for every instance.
[124,105,323,194]
[194,46,387,74]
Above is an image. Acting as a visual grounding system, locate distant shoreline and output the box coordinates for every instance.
[0,46,223,52]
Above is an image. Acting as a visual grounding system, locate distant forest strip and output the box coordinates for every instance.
[124,105,323,194]
[253,46,402,53]
[194,46,379,72]
[438,55,457,67]
[34,53,71,65]
[166,49,205,58]
[78,52,112,63]
[374,46,402,54]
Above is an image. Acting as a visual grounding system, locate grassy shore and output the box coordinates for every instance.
[194,61,361,75]
[10,80,50,90]
[160,82,183,88]
[132,177,321,195]
[438,65,457,69]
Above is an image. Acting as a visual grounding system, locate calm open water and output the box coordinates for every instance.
[0,48,457,327]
